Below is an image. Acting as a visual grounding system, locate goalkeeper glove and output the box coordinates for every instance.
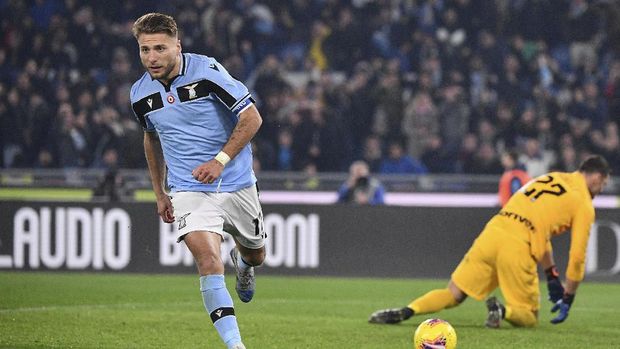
[550,293,575,324]
[545,266,564,303]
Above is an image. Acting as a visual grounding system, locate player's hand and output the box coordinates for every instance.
[545,266,564,303]
[550,293,574,324]
[156,194,175,223]
[192,159,224,184]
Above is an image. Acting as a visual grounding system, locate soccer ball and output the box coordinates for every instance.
[413,318,457,349]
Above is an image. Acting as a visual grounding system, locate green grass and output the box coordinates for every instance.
[0,272,619,348]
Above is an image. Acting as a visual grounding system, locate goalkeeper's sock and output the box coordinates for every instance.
[200,275,243,348]
[408,288,459,314]
[504,305,537,327]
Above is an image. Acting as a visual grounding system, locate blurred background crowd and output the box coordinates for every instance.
[1,0,620,179]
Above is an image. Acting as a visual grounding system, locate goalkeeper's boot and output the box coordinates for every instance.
[485,296,504,329]
[230,247,255,303]
[230,343,246,349]
[368,307,413,324]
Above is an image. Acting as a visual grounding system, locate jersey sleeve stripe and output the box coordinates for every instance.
[231,92,251,110]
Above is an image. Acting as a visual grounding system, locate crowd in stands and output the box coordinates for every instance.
[1,0,620,179]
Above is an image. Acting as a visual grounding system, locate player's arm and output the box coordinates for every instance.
[192,104,262,184]
[144,131,174,223]
[540,246,565,303]
[221,104,263,160]
[550,204,594,324]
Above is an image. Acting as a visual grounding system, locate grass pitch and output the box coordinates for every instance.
[1,272,619,348]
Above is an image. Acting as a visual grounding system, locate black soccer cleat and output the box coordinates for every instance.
[368,307,411,324]
[485,296,504,329]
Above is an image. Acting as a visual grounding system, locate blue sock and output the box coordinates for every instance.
[200,275,242,348]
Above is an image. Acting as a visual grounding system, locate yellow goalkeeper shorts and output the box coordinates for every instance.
[451,223,540,312]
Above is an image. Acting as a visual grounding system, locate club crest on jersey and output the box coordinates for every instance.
[178,212,191,230]
[184,83,199,100]
[167,94,175,104]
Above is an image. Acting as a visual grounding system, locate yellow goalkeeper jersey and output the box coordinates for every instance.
[490,171,594,282]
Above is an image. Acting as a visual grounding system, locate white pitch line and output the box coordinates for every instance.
[0,301,196,314]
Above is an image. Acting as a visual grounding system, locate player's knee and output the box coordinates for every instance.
[242,248,265,266]
[506,309,538,327]
[529,310,539,327]
[447,280,467,303]
[519,314,538,327]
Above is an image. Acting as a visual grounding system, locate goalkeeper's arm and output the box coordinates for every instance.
[550,278,579,324]
[540,250,564,303]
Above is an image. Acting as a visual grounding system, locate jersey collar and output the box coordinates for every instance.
[154,53,187,92]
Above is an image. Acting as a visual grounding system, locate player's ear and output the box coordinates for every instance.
[177,39,182,52]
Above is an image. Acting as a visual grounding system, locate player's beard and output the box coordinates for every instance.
[149,59,176,82]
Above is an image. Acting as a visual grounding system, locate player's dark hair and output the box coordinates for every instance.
[132,13,178,39]
[578,155,611,176]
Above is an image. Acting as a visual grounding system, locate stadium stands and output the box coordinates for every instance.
[1,0,619,178]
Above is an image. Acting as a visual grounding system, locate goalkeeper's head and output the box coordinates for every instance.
[579,155,611,198]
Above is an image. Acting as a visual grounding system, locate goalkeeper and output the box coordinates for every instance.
[369,155,610,328]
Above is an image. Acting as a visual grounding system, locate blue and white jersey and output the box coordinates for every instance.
[130,53,256,192]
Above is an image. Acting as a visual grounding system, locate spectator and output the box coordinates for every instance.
[498,150,531,207]
[552,145,580,172]
[275,128,293,171]
[463,142,503,175]
[360,134,383,173]
[34,148,56,169]
[605,60,620,126]
[380,140,428,175]
[420,134,454,174]
[567,0,600,70]
[571,80,608,131]
[92,169,128,202]
[402,91,438,158]
[337,160,385,205]
[520,137,556,177]
[439,84,470,155]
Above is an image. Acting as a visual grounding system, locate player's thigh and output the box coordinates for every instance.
[221,184,265,250]
[497,244,539,312]
[184,230,225,274]
[451,233,498,301]
[170,191,225,242]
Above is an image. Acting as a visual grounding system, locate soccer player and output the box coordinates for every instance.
[130,13,265,349]
[369,155,610,328]
[498,150,531,207]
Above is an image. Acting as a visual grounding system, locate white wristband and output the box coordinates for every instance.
[214,151,231,166]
